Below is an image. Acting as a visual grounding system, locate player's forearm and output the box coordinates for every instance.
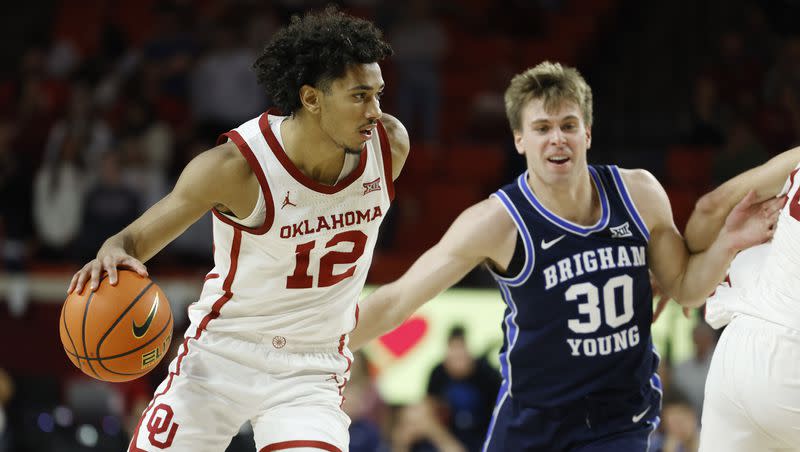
[675,234,739,307]
[684,191,728,253]
[350,284,410,350]
[687,146,800,252]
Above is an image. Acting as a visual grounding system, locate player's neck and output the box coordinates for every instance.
[528,170,600,225]
[280,113,345,186]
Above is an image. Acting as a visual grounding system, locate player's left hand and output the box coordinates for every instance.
[720,191,785,251]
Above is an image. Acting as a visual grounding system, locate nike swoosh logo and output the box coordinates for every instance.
[133,293,160,338]
[632,406,650,423]
[541,235,566,250]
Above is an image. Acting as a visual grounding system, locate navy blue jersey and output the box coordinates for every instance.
[488,165,661,409]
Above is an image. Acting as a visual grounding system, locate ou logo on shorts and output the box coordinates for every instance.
[148,403,179,448]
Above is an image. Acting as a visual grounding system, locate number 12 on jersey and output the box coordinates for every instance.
[286,230,367,289]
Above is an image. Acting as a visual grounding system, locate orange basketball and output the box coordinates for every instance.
[60,270,173,382]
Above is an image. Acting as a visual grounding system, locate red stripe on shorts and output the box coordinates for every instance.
[128,230,242,451]
[260,440,342,452]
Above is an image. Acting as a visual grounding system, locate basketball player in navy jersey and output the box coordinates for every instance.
[67,8,410,452]
[351,61,781,451]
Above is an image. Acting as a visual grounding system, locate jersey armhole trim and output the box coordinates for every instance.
[376,120,395,201]
[609,165,650,241]
[488,191,535,286]
[212,129,274,235]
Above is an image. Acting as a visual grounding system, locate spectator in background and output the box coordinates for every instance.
[344,351,388,452]
[0,368,14,451]
[388,0,447,145]
[426,326,501,452]
[680,74,726,148]
[658,395,700,452]
[74,151,140,261]
[190,21,269,132]
[141,2,199,101]
[391,401,465,452]
[754,80,800,154]
[711,119,769,186]
[762,37,800,107]
[709,32,763,106]
[0,118,34,317]
[671,322,717,417]
[33,128,86,260]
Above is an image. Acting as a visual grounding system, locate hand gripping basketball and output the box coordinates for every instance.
[60,270,173,382]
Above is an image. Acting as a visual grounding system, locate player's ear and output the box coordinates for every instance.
[585,126,592,150]
[299,85,321,115]
[513,130,525,155]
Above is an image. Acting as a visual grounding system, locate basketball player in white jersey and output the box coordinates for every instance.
[67,8,409,452]
[682,146,800,451]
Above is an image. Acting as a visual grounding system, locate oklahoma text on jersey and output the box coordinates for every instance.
[279,206,384,239]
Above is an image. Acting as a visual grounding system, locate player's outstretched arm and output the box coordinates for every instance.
[349,197,516,350]
[685,146,800,252]
[628,169,782,307]
[69,142,256,294]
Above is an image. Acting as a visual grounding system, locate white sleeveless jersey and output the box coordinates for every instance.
[708,162,800,330]
[704,243,770,329]
[187,111,394,345]
[748,162,800,330]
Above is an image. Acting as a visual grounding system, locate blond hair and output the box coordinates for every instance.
[504,61,593,132]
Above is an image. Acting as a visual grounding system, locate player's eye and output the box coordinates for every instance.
[353,93,367,101]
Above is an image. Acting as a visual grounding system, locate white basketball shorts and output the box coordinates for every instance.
[699,315,800,452]
[128,326,353,451]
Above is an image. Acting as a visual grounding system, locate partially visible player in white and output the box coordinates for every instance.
[67,8,409,452]
[683,146,800,451]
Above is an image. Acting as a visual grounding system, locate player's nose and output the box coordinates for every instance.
[549,128,566,145]
[365,97,382,121]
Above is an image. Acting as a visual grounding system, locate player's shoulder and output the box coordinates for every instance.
[379,113,409,150]
[379,113,410,180]
[615,168,665,202]
[180,141,254,200]
[194,141,252,180]
[615,167,660,190]
[615,167,671,226]
[456,197,516,240]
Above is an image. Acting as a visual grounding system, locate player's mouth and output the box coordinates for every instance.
[359,125,376,140]
[547,155,571,166]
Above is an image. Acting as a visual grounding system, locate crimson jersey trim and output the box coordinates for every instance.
[128,231,243,451]
[212,129,275,235]
[376,120,394,201]
[260,109,369,194]
[260,440,342,452]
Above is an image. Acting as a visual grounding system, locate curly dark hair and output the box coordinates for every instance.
[253,6,393,115]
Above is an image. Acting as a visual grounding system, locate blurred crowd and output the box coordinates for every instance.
[1,0,799,451]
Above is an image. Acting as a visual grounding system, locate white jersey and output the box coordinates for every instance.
[187,111,394,345]
[704,243,770,329]
[706,163,800,331]
[749,163,800,330]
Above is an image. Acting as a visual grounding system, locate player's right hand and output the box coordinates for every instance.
[68,248,148,295]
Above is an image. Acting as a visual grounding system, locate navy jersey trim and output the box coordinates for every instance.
[488,191,535,286]
[518,167,610,236]
[496,282,520,395]
[609,166,650,241]
[482,382,510,452]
